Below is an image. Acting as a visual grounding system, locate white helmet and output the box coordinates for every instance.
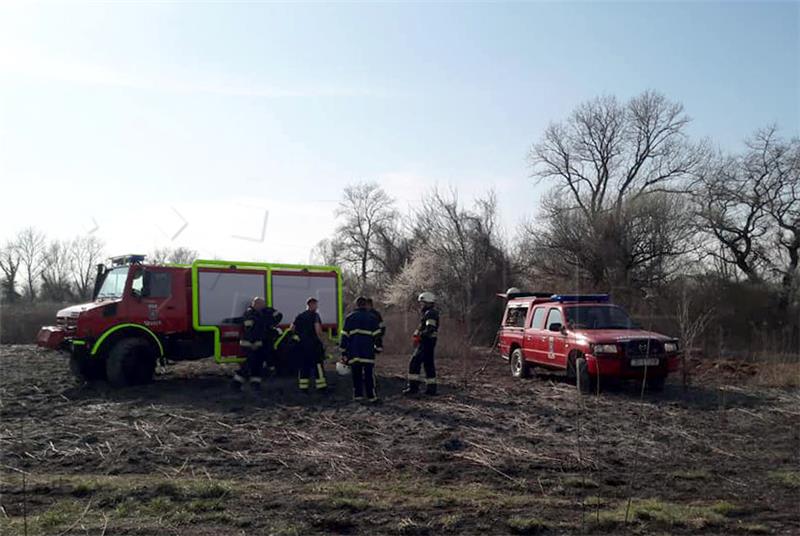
[336,361,351,376]
[417,291,436,304]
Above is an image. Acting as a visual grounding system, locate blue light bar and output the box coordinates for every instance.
[550,294,610,303]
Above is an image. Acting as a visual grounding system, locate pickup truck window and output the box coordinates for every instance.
[545,308,563,330]
[565,305,634,329]
[504,307,528,327]
[530,307,546,329]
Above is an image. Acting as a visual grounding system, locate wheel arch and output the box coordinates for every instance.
[90,324,164,358]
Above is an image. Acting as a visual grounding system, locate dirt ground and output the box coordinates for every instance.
[1,344,798,535]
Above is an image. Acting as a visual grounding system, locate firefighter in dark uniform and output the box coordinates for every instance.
[290,297,328,393]
[340,296,382,402]
[403,292,439,396]
[365,298,386,354]
[233,297,282,391]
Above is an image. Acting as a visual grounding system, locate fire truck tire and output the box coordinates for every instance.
[107,338,157,388]
[510,348,532,379]
[575,357,595,395]
[69,354,107,382]
[646,375,666,392]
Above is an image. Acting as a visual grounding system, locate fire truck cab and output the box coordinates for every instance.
[497,290,679,393]
[37,255,343,387]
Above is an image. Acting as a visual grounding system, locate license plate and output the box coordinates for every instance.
[631,358,659,367]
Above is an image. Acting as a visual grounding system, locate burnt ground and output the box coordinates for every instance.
[0,344,798,535]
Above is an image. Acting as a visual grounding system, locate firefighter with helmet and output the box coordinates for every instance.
[340,296,382,402]
[404,291,440,395]
[233,296,282,392]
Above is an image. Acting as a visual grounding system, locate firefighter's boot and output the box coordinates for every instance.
[425,383,438,396]
[403,381,420,395]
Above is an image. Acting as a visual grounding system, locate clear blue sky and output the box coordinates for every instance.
[1,2,797,263]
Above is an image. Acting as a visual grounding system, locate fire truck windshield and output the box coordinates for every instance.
[97,267,129,299]
[565,305,635,330]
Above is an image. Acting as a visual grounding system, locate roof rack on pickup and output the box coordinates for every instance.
[496,290,554,299]
[549,294,610,303]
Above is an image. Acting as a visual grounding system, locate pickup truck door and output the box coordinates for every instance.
[544,307,568,368]
[524,306,547,363]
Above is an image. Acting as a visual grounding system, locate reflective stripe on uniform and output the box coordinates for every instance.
[350,358,375,364]
[346,328,382,337]
[407,373,420,381]
[299,378,310,389]
[233,373,246,383]
[239,340,263,348]
[249,376,262,384]
[425,319,437,327]
[243,320,255,327]
[316,377,328,388]
[424,377,437,384]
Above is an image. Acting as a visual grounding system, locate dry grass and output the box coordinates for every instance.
[0,301,64,344]
[751,361,800,388]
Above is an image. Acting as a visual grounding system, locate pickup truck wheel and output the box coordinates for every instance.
[576,357,595,395]
[107,338,157,388]
[69,354,107,382]
[510,348,532,379]
[646,375,666,392]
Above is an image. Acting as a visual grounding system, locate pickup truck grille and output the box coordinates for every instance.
[623,339,664,357]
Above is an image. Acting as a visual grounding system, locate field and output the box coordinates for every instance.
[1,344,798,535]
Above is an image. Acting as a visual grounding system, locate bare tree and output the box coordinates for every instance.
[149,246,198,265]
[71,235,105,300]
[396,188,509,337]
[0,240,22,303]
[40,240,74,302]
[310,238,341,267]
[16,227,47,301]
[526,91,705,288]
[334,182,399,287]
[759,128,800,310]
[694,127,799,310]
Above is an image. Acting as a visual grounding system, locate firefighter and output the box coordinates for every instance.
[365,297,386,353]
[340,296,382,402]
[403,292,439,396]
[290,297,328,393]
[233,297,282,392]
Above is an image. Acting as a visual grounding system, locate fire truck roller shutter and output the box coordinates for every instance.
[197,271,267,326]
[270,273,338,327]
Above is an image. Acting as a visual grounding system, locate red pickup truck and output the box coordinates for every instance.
[497,291,679,393]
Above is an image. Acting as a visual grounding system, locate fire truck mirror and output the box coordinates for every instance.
[548,322,563,333]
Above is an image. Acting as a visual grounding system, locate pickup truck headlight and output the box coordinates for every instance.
[592,344,618,354]
[664,342,679,353]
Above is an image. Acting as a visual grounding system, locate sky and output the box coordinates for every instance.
[0,1,798,264]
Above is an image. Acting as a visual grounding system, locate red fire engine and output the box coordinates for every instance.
[497,290,679,393]
[37,255,343,387]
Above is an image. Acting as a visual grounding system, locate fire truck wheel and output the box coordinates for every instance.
[107,338,157,388]
[510,348,532,379]
[646,375,666,392]
[575,357,595,395]
[69,354,107,382]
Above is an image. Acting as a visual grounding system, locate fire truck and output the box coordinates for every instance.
[496,290,679,393]
[37,255,343,387]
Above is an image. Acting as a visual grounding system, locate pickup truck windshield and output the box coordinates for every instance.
[565,305,635,329]
[96,267,128,299]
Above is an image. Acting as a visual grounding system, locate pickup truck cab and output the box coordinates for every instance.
[497,290,679,393]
